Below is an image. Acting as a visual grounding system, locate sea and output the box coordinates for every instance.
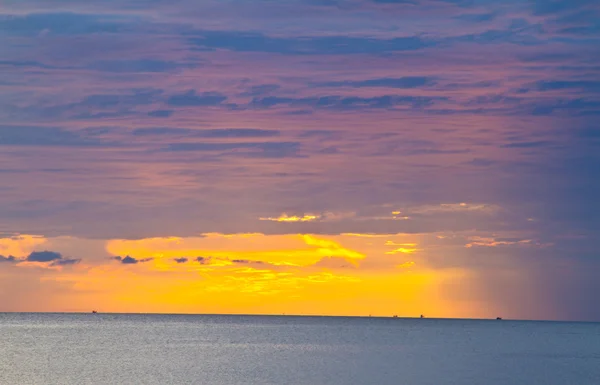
[0,313,599,385]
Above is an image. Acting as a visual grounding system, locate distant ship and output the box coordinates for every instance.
[420,314,424,319]
[496,317,502,320]
[92,310,98,314]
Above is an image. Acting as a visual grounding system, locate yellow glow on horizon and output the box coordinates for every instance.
[0,232,505,319]
[105,233,366,268]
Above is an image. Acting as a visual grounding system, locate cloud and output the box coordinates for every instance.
[260,213,320,222]
[132,127,194,136]
[406,203,500,215]
[0,125,106,147]
[0,12,129,37]
[21,250,81,266]
[0,255,17,263]
[26,251,63,262]
[114,256,153,264]
[455,12,497,22]
[259,211,357,223]
[164,141,301,158]
[314,77,435,88]
[502,141,553,148]
[167,90,227,107]
[302,235,365,261]
[79,90,163,109]
[370,0,418,4]
[52,258,81,266]
[188,31,431,55]
[240,84,281,97]
[385,246,419,254]
[196,128,281,138]
[465,158,496,167]
[132,127,280,138]
[5,89,164,121]
[249,95,443,110]
[173,257,188,263]
[147,110,174,118]
[230,259,266,266]
[465,236,534,248]
[531,0,598,16]
[0,60,59,70]
[88,59,199,73]
[534,80,600,92]
[196,256,212,264]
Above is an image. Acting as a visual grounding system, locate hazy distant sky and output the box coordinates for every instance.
[1,0,599,320]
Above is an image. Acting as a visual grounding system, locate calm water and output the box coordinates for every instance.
[1,314,599,385]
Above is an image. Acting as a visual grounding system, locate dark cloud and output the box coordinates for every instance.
[133,127,280,138]
[249,95,443,110]
[0,60,59,69]
[193,256,270,266]
[298,130,341,140]
[188,31,431,55]
[530,99,600,116]
[167,90,227,107]
[576,127,600,138]
[52,258,81,266]
[465,158,496,167]
[173,257,188,263]
[5,89,164,121]
[147,110,174,118]
[370,0,419,4]
[240,84,281,97]
[88,59,199,73]
[464,94,522,106]
[0,125,105,147]
[451,29,541,46]
[132,127,193,136]
[80,89,163,109]
[231,259,266,265]
[455,12,497,22]
[318,146,339,154]
[26,251,63,262]
[196,128,280,138]
[20,251,80,267]
[532,0,597,15]
[314,76,434,88]
[502,141,553,148]
[535,80,600,92]
[114,256,153,264]
[0,255,17,263]
[0,12,128,37]
[164,141,301,158]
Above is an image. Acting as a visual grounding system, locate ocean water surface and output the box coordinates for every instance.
[0,313,599,385]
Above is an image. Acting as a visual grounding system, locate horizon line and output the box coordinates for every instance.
[0,311,598,324]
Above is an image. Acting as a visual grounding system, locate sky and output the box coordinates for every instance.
[1,0,599,321]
